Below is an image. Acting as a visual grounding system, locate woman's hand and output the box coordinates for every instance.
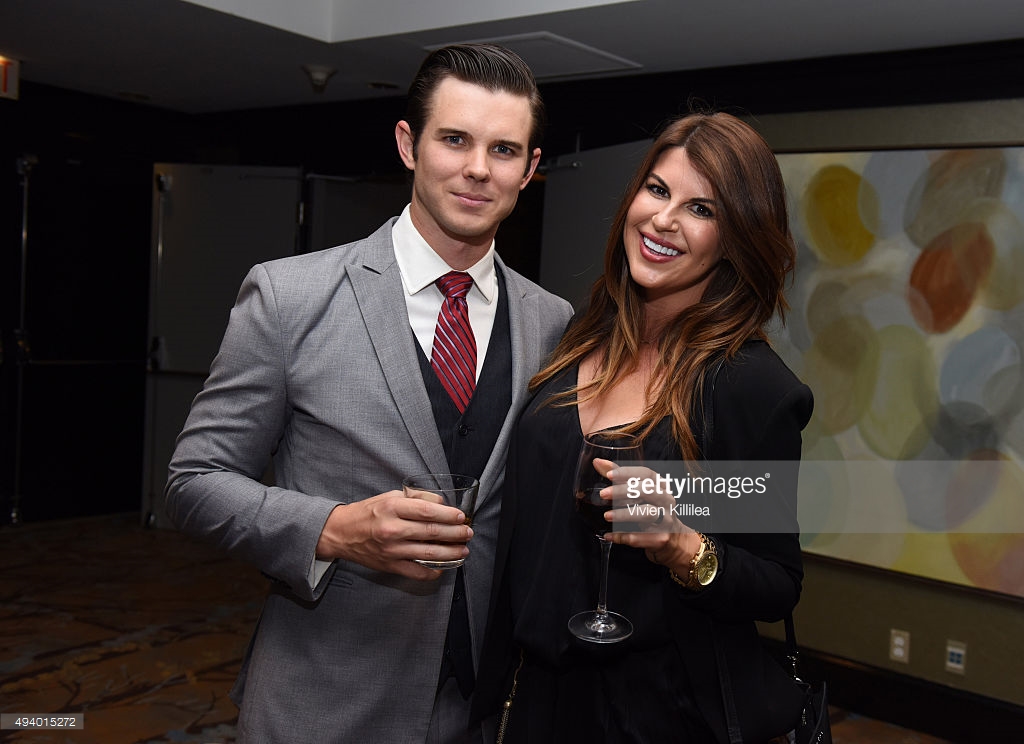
[610,528,702,574]
[592,459,703,572]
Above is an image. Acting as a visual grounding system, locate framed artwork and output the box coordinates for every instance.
[771,146,1024,598]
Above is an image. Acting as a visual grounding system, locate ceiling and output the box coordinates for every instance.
[2,0,1024,114]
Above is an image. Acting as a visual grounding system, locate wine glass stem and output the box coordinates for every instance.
[596,537,613,614]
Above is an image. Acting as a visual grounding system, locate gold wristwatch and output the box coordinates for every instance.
[670,532,719,590]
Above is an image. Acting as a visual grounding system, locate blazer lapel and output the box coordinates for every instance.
[347,237,448,475]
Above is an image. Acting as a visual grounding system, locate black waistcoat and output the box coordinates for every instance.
[416,268,513,480]
[416,268,513,698]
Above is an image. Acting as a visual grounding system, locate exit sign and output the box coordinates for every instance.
[1,56,20,100]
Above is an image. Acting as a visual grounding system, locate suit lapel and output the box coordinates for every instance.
[475,261,541,506]
[504,266,541,423]
[347,235,448,475]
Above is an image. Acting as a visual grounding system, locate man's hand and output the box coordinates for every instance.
[316,491,472,580]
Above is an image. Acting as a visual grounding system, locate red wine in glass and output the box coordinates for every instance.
[575,487,613,536]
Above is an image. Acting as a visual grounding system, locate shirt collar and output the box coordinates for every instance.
[392,205,497,303]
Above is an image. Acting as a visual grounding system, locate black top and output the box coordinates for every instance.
[508,365,682,658]
[475,340,815,744]
[493,365,713,742]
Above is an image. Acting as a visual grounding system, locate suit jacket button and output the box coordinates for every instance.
[457,424,470,436]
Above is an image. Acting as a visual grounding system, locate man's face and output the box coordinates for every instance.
[396,77,541,265]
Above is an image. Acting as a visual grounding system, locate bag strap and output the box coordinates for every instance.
[495,648,524,744]
[705,353,739,743]
[699,356,725,457]
[713,629,746,744]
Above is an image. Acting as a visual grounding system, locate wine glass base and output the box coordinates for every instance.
[568,610,633,643]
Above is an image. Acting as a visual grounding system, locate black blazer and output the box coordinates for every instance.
[667,340,813,742]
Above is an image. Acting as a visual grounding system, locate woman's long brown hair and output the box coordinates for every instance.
[531,112,796,460]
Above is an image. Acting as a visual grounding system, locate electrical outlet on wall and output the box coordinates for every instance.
[945,640,966,674]
[889,628,910,663]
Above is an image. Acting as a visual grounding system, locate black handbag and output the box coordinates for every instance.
[716,614,833,744]
[786,615,833,744]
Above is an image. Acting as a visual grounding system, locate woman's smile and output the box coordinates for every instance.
[640,232,682,259]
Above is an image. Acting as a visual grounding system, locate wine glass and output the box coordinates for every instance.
[568,430,642,643]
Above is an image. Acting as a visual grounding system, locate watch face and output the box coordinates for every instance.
[696,553,719,585]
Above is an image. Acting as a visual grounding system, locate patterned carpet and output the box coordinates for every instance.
[0,513,264,744]
[0,513,952,744]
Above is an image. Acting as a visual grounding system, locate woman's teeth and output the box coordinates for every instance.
[643,235,680,257]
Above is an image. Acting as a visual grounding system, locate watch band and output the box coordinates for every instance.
[669,532,718,590]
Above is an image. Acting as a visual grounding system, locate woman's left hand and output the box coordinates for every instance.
[594,460,703,572]
[607,524,702,572]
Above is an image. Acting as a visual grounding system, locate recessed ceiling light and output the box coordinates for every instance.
[302,64,337,93]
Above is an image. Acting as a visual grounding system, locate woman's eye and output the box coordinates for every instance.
[691,203,714,219]
[646,183,669,198]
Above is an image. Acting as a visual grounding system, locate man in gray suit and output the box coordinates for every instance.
[165,44,572,743]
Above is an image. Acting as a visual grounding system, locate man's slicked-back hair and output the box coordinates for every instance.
[404,43,546,154]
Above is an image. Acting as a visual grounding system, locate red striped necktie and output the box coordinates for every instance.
[431,271,477,413]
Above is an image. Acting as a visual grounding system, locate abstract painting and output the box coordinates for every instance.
[771,147,1024,598]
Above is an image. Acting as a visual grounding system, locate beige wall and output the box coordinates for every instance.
[767,554,1024,705]
[751,98,1024,151]
[753,97,1024,706]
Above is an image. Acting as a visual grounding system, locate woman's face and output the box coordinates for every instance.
[623,147,723,313]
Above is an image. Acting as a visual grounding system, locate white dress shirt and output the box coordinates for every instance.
[392,205,498,380]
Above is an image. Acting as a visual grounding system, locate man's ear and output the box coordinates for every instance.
[396,121,416,170]
[520,147,542,190]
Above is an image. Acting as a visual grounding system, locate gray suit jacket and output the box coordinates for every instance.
[165,218,572,743]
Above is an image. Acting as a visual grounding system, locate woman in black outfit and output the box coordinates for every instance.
[474,112,814,744]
